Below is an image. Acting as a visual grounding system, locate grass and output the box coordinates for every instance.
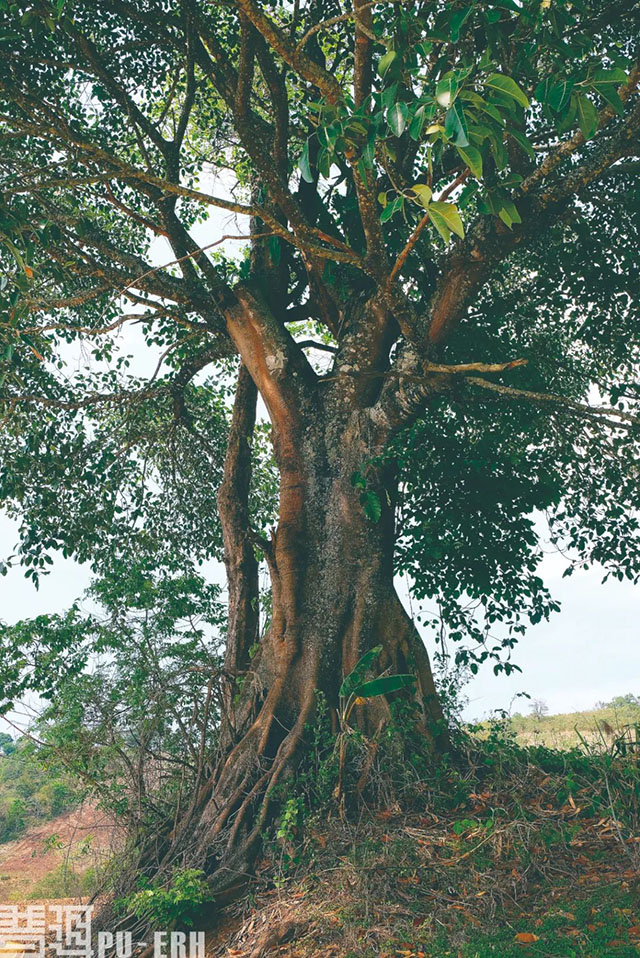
[3,704,640,953]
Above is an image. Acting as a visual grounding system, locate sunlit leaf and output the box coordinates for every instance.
[444,102,469,147]
[387,101,408,137]
[428,201,465,244]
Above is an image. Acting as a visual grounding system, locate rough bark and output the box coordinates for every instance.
[217,362,259,687]
[165,311,450,900]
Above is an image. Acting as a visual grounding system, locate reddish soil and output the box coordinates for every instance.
[0,804,116,901]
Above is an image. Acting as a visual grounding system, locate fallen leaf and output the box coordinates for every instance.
[514,932,539,943]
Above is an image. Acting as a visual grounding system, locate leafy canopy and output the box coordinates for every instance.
[0,0,638,673]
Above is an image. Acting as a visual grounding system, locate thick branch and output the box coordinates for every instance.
[426,93,640,346]
[232,0,343,103]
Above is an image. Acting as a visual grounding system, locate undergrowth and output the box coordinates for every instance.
[222,708,640,957]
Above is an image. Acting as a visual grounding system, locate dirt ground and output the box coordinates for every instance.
[0,804,114,902]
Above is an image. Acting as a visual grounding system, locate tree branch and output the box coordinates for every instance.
[467,377,640,428]
[232,0,343,103]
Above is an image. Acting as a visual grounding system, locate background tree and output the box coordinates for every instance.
[529,698,549,722]
[0,0,639,895]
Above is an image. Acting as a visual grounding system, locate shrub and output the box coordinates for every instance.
[123,869,213,928]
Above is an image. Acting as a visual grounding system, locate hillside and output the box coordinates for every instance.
[0,737,84,845]
[0,737,112,901]
[0,802,114,901]
[502,697,640,750]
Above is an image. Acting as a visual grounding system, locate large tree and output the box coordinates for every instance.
[0,0,639,894]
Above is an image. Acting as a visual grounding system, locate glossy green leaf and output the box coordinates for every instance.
[450,7,472,42]
[592,84,624,114]
[547,80,574,113]
[456,145,483,179]
[354,674,416,699]
[483,73,529,109]
[444,102,469,147]
[298,141,313,183]
[408,105,428,141]
[508,129,535,159]
[380,196,403,222]
[498,199,521,229]
[436,75,458,108]
[377,50,397,78]
[576,95,598,139]
[339,645,383,698]
[387,101,408,137]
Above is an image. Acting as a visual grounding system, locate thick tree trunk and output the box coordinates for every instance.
[173,369,450,899]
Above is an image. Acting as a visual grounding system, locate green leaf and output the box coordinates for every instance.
[591,67,628,86]
[339,646,383,698]
[547,80,574,113]
[483,73,529,109]
[457,179,479,209]
[576,95,598,139]
[380,196,403,223]
[428,201,465,244]
[592,84,624,114]
[408,105,428,141]
[354,674,416,699]
[410,183,433,208]
[508,129,535,159]
[436,75,458,108]
[298,141,313,183]
[456,145,483,179]
[534,77,553,105]
[361,489,382,522]
[498,199,521,229]
[450,7,472,42]
[387,101,408,137]
[444,102,469,147]
[377,50,397,78]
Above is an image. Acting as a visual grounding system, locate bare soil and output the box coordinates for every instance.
[0,804,115,902]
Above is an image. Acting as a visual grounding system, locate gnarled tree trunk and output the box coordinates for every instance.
[169,290,451,898]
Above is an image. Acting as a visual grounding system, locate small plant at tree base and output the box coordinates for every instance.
[334,647,416,811]
[338,646,416,731]
[123,869,213,929]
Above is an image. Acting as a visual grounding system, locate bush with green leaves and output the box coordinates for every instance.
[123,869,213,929]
